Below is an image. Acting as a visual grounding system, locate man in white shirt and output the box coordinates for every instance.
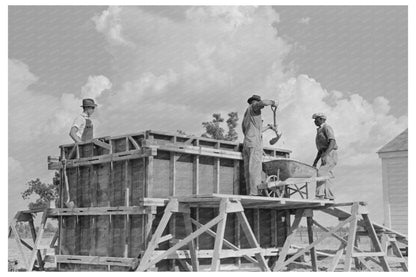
[312,112,338,200]
[69,98,97,143]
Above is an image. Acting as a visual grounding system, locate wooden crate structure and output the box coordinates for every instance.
[53,130,291,271]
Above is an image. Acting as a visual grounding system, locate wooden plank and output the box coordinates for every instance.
[28,218,44,270]
[344,203,359,271]
[361,214,391,271]
[48,206,154,216]
[390,239,408,271]
[193,140,200,195]
[137,200,176,271]
[329,243,345,272]
[27,212,48,271]
[214,143,220,193]
[273,209,304,271]
[63,148,156,168]
[10,217,29,269]
[170,152,176,196]
[124,137,130,258]
[92,139,111,151]
[351,252,386,257]
[236,211,270,271]
[211,200,227,271]
[306,216,317,271]
[128,136,141,150]
[183,212,199,271]
[149,248,278,260]
[146,155,154,198]
[55,255,137,267]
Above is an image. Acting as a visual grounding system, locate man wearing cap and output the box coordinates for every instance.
[242,94,278,196]
[312,113,338,200]
[69,98,97,143]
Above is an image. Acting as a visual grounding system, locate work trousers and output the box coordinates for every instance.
[316,149,337,199]
[242,146,263,195]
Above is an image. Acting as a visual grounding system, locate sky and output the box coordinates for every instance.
[8,6,408,224]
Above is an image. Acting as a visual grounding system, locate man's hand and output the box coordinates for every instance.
[272,100,278,107]
[321,154,328,166]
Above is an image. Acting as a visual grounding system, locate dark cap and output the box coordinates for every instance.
[81,98,98,108]
[247,94,261,104]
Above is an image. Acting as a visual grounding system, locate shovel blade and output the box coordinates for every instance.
[269,134,282,145]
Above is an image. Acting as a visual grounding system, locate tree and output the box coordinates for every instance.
[202,112,239,141]
[21,171,60,210]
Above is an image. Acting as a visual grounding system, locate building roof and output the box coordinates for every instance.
[378,128,408,153]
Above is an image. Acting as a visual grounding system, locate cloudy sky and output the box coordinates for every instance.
[8,6,407,223]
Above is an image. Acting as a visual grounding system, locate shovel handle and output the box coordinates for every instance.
[271,105,277,126]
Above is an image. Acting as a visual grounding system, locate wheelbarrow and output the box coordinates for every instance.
[259,158,330,198]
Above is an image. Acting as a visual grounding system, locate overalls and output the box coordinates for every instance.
[81,118,93,142]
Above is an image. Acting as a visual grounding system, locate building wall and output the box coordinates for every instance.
[380,151,408,235]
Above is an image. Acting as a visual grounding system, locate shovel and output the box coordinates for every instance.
[62,161,75,208]
[269,105,282,145]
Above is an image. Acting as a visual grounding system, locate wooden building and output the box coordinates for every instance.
[377,129,408,235]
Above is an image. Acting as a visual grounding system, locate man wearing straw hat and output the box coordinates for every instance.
[312,112,338,200]
[69,98,97,143]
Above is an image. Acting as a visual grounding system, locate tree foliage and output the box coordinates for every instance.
[21,171,60,210]
[201,112,239,141]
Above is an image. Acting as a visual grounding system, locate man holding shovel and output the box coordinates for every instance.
[242,94,279,196]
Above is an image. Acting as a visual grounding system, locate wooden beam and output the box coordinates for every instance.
[55,255,138,267]
[127,136,141,150]
[92,139,111,151]
[306,216,317,271]
[27,212,48,271]
[63,148,156,168]
[389,239,408,271]
[137,199,177,271]
[28,218,44,270]
[361,214,391,271]
[47,206,155,216]
[183,210,199,271]
[9,217,29,269]
[273,209,304,271]
[344,203,359,271]
[328,243,345,272]
[211,200,228,271]
[236,211,270,272]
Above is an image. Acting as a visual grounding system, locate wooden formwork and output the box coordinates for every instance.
[48,130,290,271]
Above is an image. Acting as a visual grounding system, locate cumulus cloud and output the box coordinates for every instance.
[81,75,112,99]
[92,6,134,46]
[91,6,292,132]
[261,75,408,168]
[88,6,407,170]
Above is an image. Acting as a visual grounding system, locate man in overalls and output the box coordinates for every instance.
[242,94,278,196]
[312,113,338,200]
[69,98,97,143]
